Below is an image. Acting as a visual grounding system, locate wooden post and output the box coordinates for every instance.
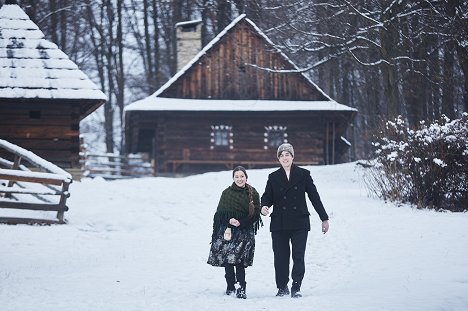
[325,121,329,165]
[332,121,336,164]
[80,136,87,173]
[7,155,22,187]
[152,136,158,176]
[56,180,70,223]
[5,155,22,198]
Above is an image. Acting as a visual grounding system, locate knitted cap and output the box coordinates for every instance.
[277,143,294,158]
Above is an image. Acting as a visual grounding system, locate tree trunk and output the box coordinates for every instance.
[216,0,231,31]
[453,0,468,113]
[84,0,108,150]
[143,0,154,92]
[48,0,58,45]
[152,0,160,89]
[116,0,125,154]
[171,0,184,75]
[442,1,456,119]
[59,0,67,50]
[426,31,440,120]
[379,15,400,120]
[457,46,468,113]
[104,0,115,153]
[441,46,455,118]
[404,12,424,126]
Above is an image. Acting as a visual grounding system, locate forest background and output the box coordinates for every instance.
[7,0,468,160]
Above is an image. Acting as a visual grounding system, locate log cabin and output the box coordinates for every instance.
[0,0,106,171]
[124,14,357,175]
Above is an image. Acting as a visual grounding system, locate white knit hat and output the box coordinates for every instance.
[277,143,294,158]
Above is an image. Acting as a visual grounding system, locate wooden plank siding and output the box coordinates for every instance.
[126,110,352,174]
[0,101,82,168]
[160,20,327,101]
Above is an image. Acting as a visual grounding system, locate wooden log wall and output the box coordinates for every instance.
[0,101,81,168]
[126,110,353,173]
[159,112,325,160]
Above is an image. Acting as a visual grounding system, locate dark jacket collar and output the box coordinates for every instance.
[276,164,303,187]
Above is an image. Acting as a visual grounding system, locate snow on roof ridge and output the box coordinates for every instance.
[0,2,30,20]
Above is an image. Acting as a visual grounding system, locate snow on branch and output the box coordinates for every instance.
[342,0,381,26]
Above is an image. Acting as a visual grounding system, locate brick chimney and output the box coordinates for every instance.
[175,20,203,72]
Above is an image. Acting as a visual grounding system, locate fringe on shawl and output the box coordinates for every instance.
[212,209,263,235]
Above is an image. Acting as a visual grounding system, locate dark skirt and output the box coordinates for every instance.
[207,224,256,267]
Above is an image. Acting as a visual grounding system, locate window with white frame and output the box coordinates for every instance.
[210,125,233,149]
[264,125,288,149]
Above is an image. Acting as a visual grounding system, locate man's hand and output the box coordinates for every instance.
[322,220,329,234]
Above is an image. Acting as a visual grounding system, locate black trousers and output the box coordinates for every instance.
[224,264,246,287]
[271,230,308,289]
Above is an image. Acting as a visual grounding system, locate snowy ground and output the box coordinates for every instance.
[1,163,467,311]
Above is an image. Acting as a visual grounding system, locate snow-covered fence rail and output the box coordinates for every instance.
[0,139,72,225]
[80,152,154,180]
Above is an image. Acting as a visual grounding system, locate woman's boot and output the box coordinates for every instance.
[236,282,247,299]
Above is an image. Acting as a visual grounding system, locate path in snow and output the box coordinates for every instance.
[1,163,467,311]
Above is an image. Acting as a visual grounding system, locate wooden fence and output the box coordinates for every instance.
[80,152,154,180]
[0,139,72,225]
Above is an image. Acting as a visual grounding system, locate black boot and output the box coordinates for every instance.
[291,281,302,298]
[236,282,247,299]
[226,287,236,296]
[276,285,290,297]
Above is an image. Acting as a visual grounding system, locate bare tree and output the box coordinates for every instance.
[247,0,466,159]
[10,0,465,160]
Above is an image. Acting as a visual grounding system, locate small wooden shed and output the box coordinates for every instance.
[124,14,356,174]
[0,1,106,169]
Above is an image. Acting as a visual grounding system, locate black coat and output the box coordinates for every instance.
[261,165,328,232]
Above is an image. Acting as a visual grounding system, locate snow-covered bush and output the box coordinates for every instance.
[365,114,468,211]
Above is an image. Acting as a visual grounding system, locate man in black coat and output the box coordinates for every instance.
[261,143,329,298]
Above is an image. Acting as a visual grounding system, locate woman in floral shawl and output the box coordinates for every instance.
[207,166,262,299]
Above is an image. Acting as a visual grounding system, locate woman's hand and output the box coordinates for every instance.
[261,206,270,215]
[229,218,240,227]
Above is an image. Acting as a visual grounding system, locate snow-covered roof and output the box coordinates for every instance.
[0,3,107,101]
[124,97,357,112]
